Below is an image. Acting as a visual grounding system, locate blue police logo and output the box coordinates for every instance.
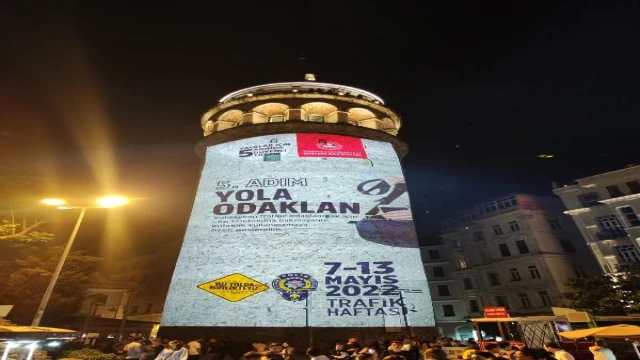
[272,273,318,301]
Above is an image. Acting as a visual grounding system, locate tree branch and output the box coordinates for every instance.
[0,220,49,240]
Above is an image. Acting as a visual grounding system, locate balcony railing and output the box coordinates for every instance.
[596,229,628,240]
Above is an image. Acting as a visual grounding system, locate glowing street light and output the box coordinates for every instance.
[31,195,129,327]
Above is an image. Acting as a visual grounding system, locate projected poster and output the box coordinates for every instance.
[162,133,434,327]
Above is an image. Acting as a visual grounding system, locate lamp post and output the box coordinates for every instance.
[31,195,129,327]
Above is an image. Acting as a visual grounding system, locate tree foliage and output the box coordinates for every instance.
[0,174,54,242]
[564,270,640,315]
[0,240,101,325]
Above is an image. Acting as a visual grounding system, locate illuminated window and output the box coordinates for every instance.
[308,114,324,122]
[456,254,468,269]
[269,115,285,123]
[509,221,521,232]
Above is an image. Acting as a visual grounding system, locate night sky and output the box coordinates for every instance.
[1,1,639,248]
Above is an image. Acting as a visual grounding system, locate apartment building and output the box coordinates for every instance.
[553,164,640,273]
[422,193,598,339]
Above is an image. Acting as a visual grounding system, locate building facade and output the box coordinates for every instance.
[423,193,599,339]
[553,165,640,273]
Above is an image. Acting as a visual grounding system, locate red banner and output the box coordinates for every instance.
[296,133,367,159]
[483,306,509,318]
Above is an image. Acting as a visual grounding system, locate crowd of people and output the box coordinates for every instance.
[107,336,619,360]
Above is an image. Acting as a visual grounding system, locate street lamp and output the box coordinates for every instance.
[31,195,130,327]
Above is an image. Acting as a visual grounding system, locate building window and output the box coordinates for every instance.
[518,293,532,308]
[462,277,474,290]
[495,295,509,308]
[469,299,481,313]
[442,304,455,317]
[528,265,542,279]
[308,114,324,122]
[538,291,553,306]
[627,181,640,194]
[510,268,521,281]
[268,115,285,123]
[473,231,485,242]
[618,206,640,227]
[428,249,440,260]
[548,220,563,231]
[597,215,625,230]
[488,272,501,286]
[607,185,624,198]
[433,266,445,278]
[573,266,587,278]
[492,225,504,235]
[451,239,462,248]
[477,196,517,215]
[579,193,601,207]
[614,245,640,263]
[456,254,468,269]
[558,238,577,253]
[515,240,530,254]
[437,285,451,296]
[479,249,490,263]
[498,243,511,257]
[509,221,521,232]
[129,305,138,315]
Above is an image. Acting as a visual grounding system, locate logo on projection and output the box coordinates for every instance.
[351,177,418,248]
[197,273,269,302]
[297,134,367,158]
[272,273,318,301]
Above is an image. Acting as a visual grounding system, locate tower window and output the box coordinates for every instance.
[269,115,285,123]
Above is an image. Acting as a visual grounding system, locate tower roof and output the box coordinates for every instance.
[219,81,384,104]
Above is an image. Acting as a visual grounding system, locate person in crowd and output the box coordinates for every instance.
[462,341,479,360]
[330,343,350,360]
[589,340,617,360]
[167,341,189,360]
[154,341,175,360]
[152,339,166,358]
[244,352,264,360]
[381,340,415,360]
[358,341,382,360]
[125,337,144,360]
[266,343,285,360]
[426,345,447,360]
[205,338,224,360]
[187,338,203,360]
[306,347,331,360]
[345,338,363,358]
[543,342,575,360]
[282,343,296,360]
[356,354,374,360]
